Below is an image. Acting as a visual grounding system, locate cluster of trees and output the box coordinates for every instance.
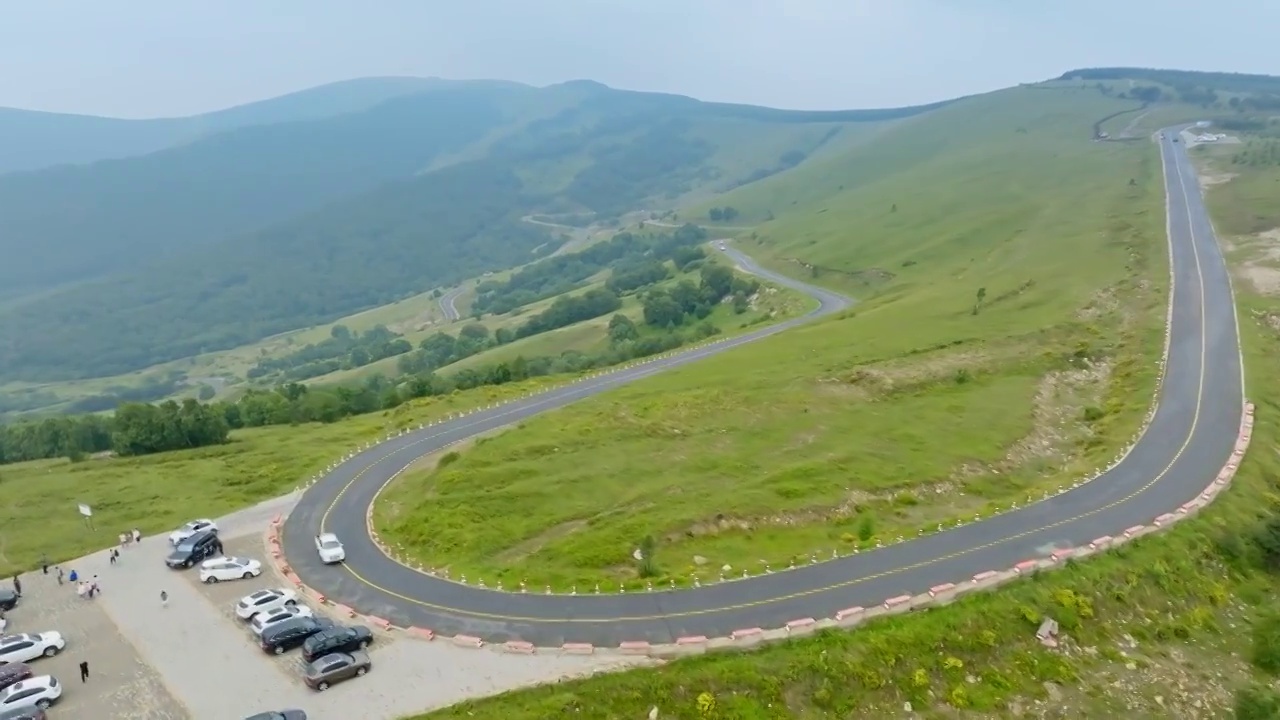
[1230,139,1280,169]
[248,325,412,382]
[707,206,740,222]
[0,398,229,464]
[640,264,758,328]
[514,288,622,339]
[472,224,708,315]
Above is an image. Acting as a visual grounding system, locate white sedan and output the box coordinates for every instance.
[0,633,65,664]
[199,556,263,584]
[0,675,62,712]
[169,519,218,545]
[250,605,315,635]
[234,588,299,620]
[315,533,345,564]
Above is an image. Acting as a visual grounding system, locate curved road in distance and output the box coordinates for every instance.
[283,130,1244,646]
[437,286,464,322]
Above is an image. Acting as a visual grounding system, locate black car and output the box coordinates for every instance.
[243,711,306,720]
[165,529,222,569]
[260,616,334,655]
[0,590,16,611]
[300,624,374,662]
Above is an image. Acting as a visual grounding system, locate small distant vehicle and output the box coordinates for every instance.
[0,664,31,693]
[169,519,218,545]
[314,533,345,564]
[0,675,60,712]
[166,530,222,569]
[0,634,64,665]
[199,557,262,584]
[250,606,315,636]
[0,590,17,612]
[235,589,299,621]
[301,625,374,662]
[260,617,335,655]
[302,651,371,691]
[242,711,306,720]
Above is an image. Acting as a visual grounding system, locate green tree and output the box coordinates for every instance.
[608,314,639,343]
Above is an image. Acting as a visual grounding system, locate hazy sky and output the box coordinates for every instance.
[4,0,1279,118]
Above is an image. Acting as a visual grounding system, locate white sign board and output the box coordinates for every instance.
[78,504,92,518]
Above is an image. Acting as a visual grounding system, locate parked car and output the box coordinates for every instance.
[260,617,335,655]
[0,664,31,692]
[301,625,374,662]
[302,651,371,691]
[0,676,60,712]
[166,530,222,569]
[169,519,218,545]
[199,557,262,584]
[0,591,17,612]
[250,605,314,636]
[0,706,46,720]
[314,533,345,564]
[243,710,306,720]
[235,589,299,620]
[0,635,64,665]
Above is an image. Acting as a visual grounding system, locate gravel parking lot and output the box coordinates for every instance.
[5,564,188,719]
[73,497,645,719]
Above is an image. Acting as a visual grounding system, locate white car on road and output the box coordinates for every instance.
[234,589,299,620]
[250,605,315,635]
[315,533,345,564]
[169,519,218,545]
[199,556,263,584]
[0,675,62,711]
[0,633,65,664]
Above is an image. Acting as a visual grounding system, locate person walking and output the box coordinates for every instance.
[56,567,64,586]
[79,660,89,683]
[160,590,168,608]
[40,556,48,575]
[12,575,20,597]
[133,528,142,543]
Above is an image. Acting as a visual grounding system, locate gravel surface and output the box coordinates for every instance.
[67,495,647,719]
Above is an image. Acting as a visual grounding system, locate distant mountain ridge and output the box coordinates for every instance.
[0,76,449,174]
[0,76,952,384]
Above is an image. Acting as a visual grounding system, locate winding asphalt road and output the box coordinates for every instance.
[437,286,464,322]
[282,129,1245,646]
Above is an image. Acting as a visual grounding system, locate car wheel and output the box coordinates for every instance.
[317,682,329,691]
[36,699,51,709]
[285,600,297,607]
[182,559,192,569]
[359,640,369,649]
[274,646,284,655]
[205,576,218,584]
[242,572,253,579]
[43,646,58,657]
[355,666,367,676]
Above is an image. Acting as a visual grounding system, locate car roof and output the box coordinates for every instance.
[317,533,340,543]
[0,663,29,677]
[262,617,312,636]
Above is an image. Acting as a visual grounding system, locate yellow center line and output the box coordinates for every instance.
[311,139,1219,624]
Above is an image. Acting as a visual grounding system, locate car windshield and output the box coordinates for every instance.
[176,540,195,551]
[320,540,340,549]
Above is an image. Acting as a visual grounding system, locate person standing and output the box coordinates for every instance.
[79,660,89,682]
[56,567,64,586]
[160,590,168,608]
[133,528,142,543]
[40,556,48,575]
[12,575,20,596]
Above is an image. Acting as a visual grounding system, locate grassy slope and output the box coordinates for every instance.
[409,105,1280,720]
[370,85,1176,591]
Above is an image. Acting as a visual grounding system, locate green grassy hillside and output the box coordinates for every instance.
[371,83,1189,591]
[405,81,1280,720]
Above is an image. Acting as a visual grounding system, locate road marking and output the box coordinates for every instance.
[308,138,1227,624]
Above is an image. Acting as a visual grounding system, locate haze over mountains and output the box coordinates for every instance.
[0,76,947,385]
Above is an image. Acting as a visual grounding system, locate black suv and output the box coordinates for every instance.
[0,589,17,611]
[260,616,335,655]
[165,529,221,569]
[300,624,375,662]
